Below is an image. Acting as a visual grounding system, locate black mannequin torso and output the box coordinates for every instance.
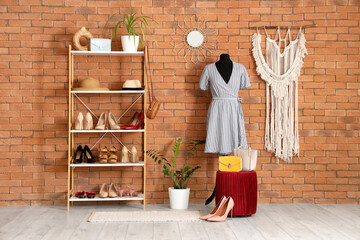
[215,54,233,84]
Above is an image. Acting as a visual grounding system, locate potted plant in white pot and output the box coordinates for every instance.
[105,9,157,52]
[147,138,204,210]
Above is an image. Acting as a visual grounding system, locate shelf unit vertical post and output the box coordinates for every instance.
[71,49,75,207]
[67,45,72,211]
[143,46,148,209]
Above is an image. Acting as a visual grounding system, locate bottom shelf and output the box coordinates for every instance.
[69,194,144,202]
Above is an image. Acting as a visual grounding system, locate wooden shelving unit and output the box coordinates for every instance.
[67,46,147,211]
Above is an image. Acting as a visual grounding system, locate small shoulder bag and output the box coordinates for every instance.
[145,46,160,119]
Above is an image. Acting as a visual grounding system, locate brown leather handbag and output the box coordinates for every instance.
[145,46,160,119]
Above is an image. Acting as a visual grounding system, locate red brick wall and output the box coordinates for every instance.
[0,0,359,206]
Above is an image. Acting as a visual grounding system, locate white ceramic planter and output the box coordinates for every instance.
[121,35,139,52]
[168,187,190,210]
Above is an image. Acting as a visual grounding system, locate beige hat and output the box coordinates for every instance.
[73,77,109,91]
[122,80,142,90]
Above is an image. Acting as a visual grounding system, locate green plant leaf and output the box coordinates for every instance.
[147,138,203,189]
[172,138,182,162]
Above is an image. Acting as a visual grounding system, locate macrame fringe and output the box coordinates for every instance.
[252,32,307,163]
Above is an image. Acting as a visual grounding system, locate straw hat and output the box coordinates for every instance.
[73,78,109,91]
[122,80,142,90]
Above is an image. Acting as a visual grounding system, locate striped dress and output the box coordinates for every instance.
[199,62,251,155]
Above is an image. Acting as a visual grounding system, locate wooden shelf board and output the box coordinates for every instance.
[69,194,144,202]
[71,50,144,56]
[70,162,144,167]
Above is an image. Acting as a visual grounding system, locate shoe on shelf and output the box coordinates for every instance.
[84,112,93,130]
[108,183,118,198]
[117,186,129,197]
[108,112,120,130]
[95,112,106,130]
[131,146,139,163]
[86,192,96,198]
[127,185,138,197]
[99,183,108,198]
[121,146,129,163]
[74,145,83,163]
[120,112,139,129]
[75,112,84,130]
[75,191,86,198]
[207,197,234,222]
[99,146,108,163]
[200,196,228,220]
[121,112,144,130]
[83,145,95,163]
[108,146,118,163]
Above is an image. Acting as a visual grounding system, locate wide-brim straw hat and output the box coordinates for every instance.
[73,77,109,91]
[122,80,142,90]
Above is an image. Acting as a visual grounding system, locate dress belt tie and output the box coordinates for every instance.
[212,97,243,102]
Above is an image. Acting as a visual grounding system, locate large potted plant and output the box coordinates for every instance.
[105,9,156,52]
[147,138,204,210]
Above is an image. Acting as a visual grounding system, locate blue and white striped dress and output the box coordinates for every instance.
[199,62,251,155]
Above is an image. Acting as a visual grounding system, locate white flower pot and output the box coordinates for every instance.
[168,187,190,210]
[121,35,139,52]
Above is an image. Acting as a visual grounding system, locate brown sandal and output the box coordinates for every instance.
[99,146,108,163]
[109,146,118,163]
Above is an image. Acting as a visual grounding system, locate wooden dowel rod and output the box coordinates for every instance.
[248,24,316,29]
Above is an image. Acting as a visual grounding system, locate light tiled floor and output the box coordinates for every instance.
[0,203,359,240]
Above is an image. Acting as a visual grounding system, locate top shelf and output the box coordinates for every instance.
[70,50,144,56]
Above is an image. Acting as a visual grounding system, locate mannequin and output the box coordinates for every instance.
[200,53,251,205]
[215,54,233,84]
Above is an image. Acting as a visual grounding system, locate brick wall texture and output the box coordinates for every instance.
[0,0,359,206]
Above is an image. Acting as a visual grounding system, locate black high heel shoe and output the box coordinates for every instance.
[83,145,95,163]
[74,145,83,163]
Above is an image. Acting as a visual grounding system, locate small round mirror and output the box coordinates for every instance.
[186,30,204,48]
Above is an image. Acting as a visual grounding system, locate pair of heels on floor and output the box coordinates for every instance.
[200,196,234,222]
[99,183,138,198]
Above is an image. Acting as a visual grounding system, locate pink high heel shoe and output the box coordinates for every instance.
[199,196,228,220]
[127,185,138,197]
[207,197,234,222]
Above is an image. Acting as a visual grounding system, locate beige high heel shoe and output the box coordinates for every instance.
[108,183,117,198]
[108,112,120,130]
[121,146,129,163]
[99,183,108,198]
[84,112,93,130]
[207,197,234,222]
[99,146,108,163]
[199,196,228,220]
[75,112,84,130]
[131,146,139,163]
[109,146,118,163]
[95,112,106,130]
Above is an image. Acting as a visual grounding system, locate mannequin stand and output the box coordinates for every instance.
[215,170,257,216]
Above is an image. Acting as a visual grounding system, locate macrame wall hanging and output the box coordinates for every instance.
[252,27,308,163]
